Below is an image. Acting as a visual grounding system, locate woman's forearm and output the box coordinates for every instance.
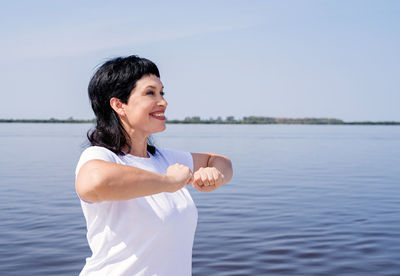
[207,153,233,184]
[76,160,191,203]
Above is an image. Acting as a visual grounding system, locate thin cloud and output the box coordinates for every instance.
[1,19,244,62]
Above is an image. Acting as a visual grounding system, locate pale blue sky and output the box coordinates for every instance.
[1,0,399,121]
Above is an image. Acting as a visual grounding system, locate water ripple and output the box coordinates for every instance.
[2,124,400,275]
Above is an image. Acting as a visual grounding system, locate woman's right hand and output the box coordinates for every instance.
[165,163,193,193]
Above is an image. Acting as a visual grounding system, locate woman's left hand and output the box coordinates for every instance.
[192,167,224,192]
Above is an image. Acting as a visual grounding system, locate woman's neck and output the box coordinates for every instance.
[120,119,150,158]
[126,133,149,158]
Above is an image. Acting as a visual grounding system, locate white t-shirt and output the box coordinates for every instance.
[75,146,198,276]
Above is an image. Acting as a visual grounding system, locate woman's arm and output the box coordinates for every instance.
[191,153,233,192]
[76,160,193,203]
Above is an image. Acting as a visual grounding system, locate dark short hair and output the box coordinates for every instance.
[87,55,160,155]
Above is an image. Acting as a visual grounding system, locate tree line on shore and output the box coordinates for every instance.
[1,116,399,125]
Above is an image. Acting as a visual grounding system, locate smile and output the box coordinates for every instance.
[149,111,166,120]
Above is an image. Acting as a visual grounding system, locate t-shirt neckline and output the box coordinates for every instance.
[123,151,156,161]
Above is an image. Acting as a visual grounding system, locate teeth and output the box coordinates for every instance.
[151,113,164,117]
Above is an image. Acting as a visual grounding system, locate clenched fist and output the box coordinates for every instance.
[192,167,224,193]
[165,163,193,193]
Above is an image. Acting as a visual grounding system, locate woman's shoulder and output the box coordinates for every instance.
[76,146,120,176]
[81,146,119,159]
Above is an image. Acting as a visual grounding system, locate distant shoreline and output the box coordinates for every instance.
[1,118,399,125]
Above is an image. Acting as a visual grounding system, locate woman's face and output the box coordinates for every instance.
[120,74,167,137]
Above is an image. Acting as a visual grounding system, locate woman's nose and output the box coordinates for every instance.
[158,97,167,108]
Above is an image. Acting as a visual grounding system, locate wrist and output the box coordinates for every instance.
[161,174,175,193]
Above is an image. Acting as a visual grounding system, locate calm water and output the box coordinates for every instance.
[0,123,399,276]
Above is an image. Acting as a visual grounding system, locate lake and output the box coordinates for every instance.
[0,123,399,275]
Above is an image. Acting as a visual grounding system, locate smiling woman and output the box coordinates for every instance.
[109,74,167,157]
[75,55,233,275]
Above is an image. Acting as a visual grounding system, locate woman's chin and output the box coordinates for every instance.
[151,124,166,134]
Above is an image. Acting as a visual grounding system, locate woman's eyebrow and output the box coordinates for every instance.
[145,85,164,90]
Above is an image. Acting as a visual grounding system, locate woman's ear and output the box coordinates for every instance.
[110,97,125,117]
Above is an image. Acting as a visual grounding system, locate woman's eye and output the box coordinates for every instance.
[146,90,165,96]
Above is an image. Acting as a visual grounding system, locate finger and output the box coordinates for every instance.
[201,173,210,186]
[214,170,224,186]
[193,181,205,191]
[212,169,219,181]
[196,183,214,193]
[206,169,215,186]
[192,180,203,190]
[187,173,194,185]
[192,175,200,187]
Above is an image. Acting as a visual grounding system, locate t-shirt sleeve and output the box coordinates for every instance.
[75,146,118,178]
[159,148,194,172]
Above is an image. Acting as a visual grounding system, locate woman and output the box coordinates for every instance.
[75,55,233,275]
